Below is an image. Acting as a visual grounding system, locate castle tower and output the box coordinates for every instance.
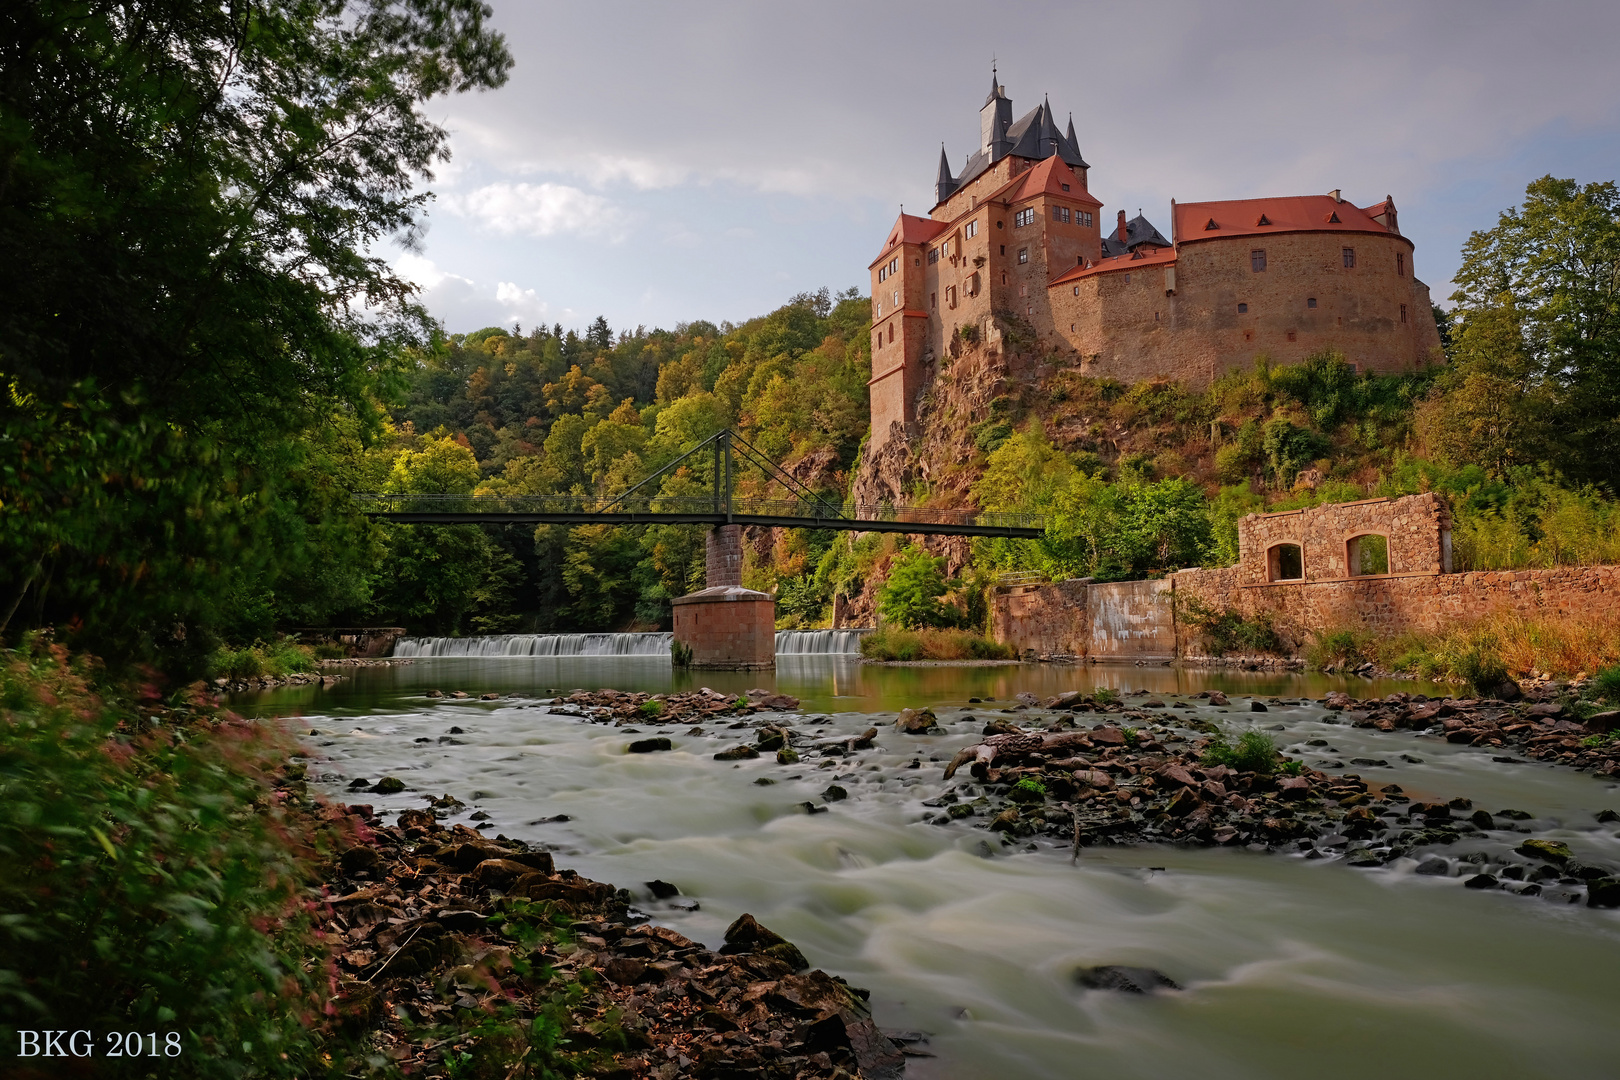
[980,67,1012,159]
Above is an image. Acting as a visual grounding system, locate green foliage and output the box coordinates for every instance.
[859,627,1015,661]
[1306,628,1376,670]
[1277,757,1305,777]
[877,547,957,629]
[1202,730,1280,774]
[1092,686,1119,706]
[1178,596,1283,656]
[206,640,317,681]
[1009,777,1048,803]
[0,644,344,1077]
[1449,176,1620,484]
[1590,665,1620,703]
[637,699,664,718]
[1454,648,1511,696]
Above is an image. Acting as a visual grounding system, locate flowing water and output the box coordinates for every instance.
[396,628,870,658]
[245,648,1620,1079]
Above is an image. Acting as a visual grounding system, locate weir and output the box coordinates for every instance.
[392,628,867,658]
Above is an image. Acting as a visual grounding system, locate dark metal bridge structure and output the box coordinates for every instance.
[353,429,1045,539]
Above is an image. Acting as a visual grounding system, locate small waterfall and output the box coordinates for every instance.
[394,629,873,657]
[774,629,871,655]
[394,633,673,658]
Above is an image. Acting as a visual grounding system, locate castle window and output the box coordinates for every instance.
[1267,543,1304,582]
[877,266,885,283]
[930,292,936,309]
[1053,206,1070,224]
[1307,297,1317,308]
[1401,304,1408,323]
[1251,249,1267,272]
[1061,182,1071,192]
[1343,247,1356,268]
[1014,208,1035,227]
[1397,252,1406,276]
[928,248,939,264]
[1237,303,1248,313]
[947,286,957,309]
[1080,211,1093,227]
[889,257,899,276]
[1001,272,1007,284]
[892,290,899,308]
[1018,247,1029,264]
[1346,534,1390,577]
[1287,331,1297,342]
[1019,283,1027,296]
[1073,286,1079,295]
[1027,305,1034,315]
[888,324,894,343]
[965,220,978,238]
[999,245,1005,255]
[1155,312,1160,321]
[1124,274,1131,284]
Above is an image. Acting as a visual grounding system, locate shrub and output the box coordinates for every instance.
[312,642,348,660]
[1590,664,1620,703]
[860,627,1015,661]
[1180,595,1284,656]
[1454,647,1510,696]
[0,641,340,1077]
[637,699,664,717]
[1009,777,1048,803]
[205,639,316,681]
[1306,627,1375,669]
[1202,730,1279,773]
[1092,686,1118,705]
[877,547,958,629]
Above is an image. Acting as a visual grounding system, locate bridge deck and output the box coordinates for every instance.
[353,496,1045,539]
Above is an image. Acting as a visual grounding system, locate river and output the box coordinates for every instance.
[243,645,1620,1079]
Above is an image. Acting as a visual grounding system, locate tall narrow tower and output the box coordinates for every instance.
[980,65,1012,159]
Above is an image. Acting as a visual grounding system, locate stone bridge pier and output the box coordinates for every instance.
[671,525,775,669]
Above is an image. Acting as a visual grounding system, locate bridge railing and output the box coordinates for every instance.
[350,493,1045,532]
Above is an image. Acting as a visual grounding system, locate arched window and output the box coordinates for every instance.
[1346,534,1389,576]
[1267,543,1303,582]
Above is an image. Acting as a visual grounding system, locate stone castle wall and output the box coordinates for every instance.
[1049,230,1441,387]
[989,494,1619,659]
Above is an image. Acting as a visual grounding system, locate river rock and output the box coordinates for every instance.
[469,858,533,889]
[645,879,680,899]
[1249,701,1269,712]
[1516,839,1573,863]
[822,784,848,802]
[1156,764,1198,788]
[1415,857,1450,876]
[1074,965,1181,993]
[777,747,801,764]
[371,776,405,794]
[1563,861,1612,881]
[1277,777,1313,800]
[627,737,672,753]
[1207,691,1229,706]
[339,846,381,875]
[989,807,1020,832]
[1470,809,1496,830]
[1587,877,1620,908]
[714,744,760,760]
[1464,873,1499,889]
[1597,809,1620,823]
[895,707,940,734]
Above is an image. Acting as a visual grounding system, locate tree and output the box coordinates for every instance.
[0,0,512,665]
[877,547,956,629]
[1450,176,1620,481]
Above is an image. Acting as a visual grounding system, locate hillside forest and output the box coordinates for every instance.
[7,176,1620,665]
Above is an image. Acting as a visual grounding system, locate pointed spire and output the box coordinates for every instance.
[935,144,958,204]
[986,61,1001,106]
[1039,96,1062,157]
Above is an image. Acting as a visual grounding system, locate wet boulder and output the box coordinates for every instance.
[627,737,672,753]
[1587,877,1620,908]
[1516,838,1573,864]
[371,776,406,794]
[895,707,940,734]
[1074,965,1181,993]
[470,858,533,889]
[714,744,760,760]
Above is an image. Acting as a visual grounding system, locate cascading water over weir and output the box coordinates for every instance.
[393,628,869,658]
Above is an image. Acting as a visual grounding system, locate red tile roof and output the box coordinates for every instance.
[871,213,950,265]
[1002,156,1103,208]
[1174,195,1397,244]
[1049,245,1176,286]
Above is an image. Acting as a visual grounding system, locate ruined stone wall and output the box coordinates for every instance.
[1237,493,1451,585]
[991,563,1620,660]
[1173,563,1620,656]
[990,579,1089,656]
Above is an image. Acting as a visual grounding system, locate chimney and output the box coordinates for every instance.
[1117,210,1128,245]
[1328,188,1342,203]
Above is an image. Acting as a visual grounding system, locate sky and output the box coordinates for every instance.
[397,0,1620,337]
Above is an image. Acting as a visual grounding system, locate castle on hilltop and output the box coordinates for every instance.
[867,69,1444,452]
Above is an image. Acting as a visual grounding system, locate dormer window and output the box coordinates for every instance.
[1204,218,1219,230]
[1256,213,1271,226]
[1061,182,1071,192]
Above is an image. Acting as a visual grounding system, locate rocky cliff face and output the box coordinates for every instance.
[845,314,1057,624]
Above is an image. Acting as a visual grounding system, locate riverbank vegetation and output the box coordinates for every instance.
[860,627,1016,662]
[1306,610,1620,685]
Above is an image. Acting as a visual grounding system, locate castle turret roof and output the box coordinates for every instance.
[1102,213,1173,257]
[1173,194,1404,244]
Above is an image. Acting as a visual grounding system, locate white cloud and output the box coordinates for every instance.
[494,281,550,325]
[444,182,628,240]
[393,252,471,292]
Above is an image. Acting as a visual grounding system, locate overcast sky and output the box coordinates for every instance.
[399,0,1620,336]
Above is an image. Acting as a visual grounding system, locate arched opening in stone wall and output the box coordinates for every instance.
[1267,543,1304,582]
[1346,534,1390,577]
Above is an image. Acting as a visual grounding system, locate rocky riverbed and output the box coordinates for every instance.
[309,800,908,1078]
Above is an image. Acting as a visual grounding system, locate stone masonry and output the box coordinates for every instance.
[671,586,776,671]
